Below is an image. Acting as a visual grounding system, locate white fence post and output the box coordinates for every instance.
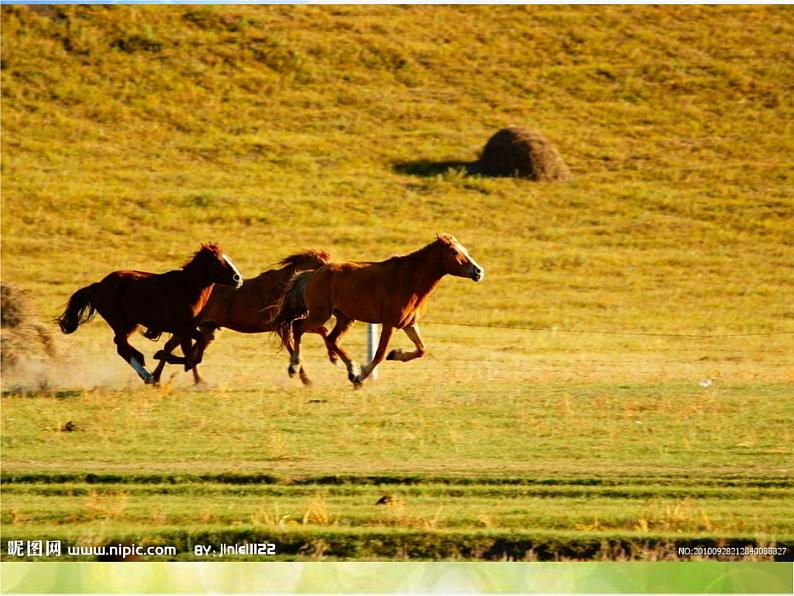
[366,323,379,380]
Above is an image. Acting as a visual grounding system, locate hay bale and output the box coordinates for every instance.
[1,282,29,328]
[1,282,56,370]
[473,126,571,181]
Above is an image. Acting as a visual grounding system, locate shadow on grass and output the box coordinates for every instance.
[393,160,476,177]
[2,388,82,399]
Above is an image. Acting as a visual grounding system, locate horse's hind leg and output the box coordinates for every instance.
[287,320,307,383]
[290,309,331,385]
[112,324,153,384]
[386,324,427,363]
[324,314,359,381]
[279,332,308,385]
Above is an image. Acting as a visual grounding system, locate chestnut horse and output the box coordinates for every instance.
[272,234,485,388]
[150,250,337,385]
[56,243,242,384]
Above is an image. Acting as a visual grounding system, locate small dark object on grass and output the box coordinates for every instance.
[375,495,394,505]
[60,421,77,432]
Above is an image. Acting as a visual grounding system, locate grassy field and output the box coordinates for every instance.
[1,5,793,560]
[3,375,793,560]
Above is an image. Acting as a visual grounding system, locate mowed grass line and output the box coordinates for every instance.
[4,482,793,533]
[3,474,794,560]
[3,482,793,560]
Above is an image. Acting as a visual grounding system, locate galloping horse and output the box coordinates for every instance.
[272,234,485,388]
[149,250,337,385]
[56,243,242,384]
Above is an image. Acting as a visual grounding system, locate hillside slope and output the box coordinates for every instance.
[1,5,793,335]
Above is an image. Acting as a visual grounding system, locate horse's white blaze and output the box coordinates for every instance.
[222,253,243,287]
[129,357,152,382]
[222,253,242,278]
[455,241,484,278]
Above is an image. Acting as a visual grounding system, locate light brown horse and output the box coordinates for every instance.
[150,250,336,385]
[272,234,485,388]
[56,243,243,384]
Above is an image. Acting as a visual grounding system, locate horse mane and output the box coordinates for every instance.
[183,242,224,268]
[396,234,457,262]
[434,233,459,248]
[276,250,331,270]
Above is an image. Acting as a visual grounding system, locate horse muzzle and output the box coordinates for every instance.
[470,266,485,282]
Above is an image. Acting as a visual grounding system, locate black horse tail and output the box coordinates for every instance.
[271,270,312,349]
[56,283,98,334]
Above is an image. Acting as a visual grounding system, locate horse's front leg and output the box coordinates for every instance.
[190,323,218,385]
[386,324,426,363]
[153,336,188,365]
[151,335,181,384]
[189,327,210,367]
[352,324,394,388]
[180,336,197,371]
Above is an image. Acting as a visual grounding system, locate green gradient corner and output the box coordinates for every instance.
[1,562,792,594]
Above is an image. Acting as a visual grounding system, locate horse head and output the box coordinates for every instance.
[196,243,243,288]
[435,233,485,282]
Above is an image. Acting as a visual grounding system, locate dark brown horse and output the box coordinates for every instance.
[56,243,242,384]
[150,250,336,385]
[272,234,485,388]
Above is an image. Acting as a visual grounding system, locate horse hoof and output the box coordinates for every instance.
[348,371,356,382]
[288,365,298,378]
[300,375,313,387]
[386,349,397,361]
[352,375,364,389]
